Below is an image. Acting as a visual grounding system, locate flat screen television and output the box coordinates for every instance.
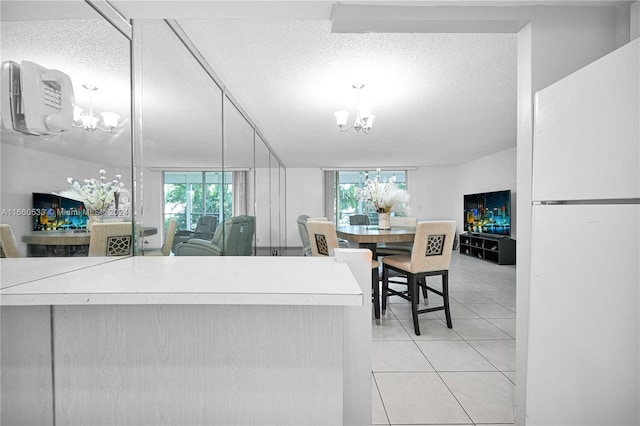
[32,192,88,231]
[463,189,511,237]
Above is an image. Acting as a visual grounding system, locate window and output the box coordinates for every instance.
[333,170,407,225]
[163,171,233,230]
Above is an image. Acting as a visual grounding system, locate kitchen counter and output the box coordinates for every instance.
[0,252,371,426]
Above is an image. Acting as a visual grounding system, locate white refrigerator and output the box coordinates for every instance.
[526,38,639,425]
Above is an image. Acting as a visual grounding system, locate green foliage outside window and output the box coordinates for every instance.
[164,172,233,231]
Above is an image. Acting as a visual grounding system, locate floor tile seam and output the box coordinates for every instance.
[500,370,517,385]
[399,318,466,343]
[374,371,442,376]
[371,372,392,426]
[466,315,517,320]
[471,323,516,337]
[387,424,474,426]
[371,369,437,373]
[464,340,513,373]
[412,339,500,373]
[461,305,517,318]
[486,300,517,312]
[407,326,466,343]
[409,338,438,371]
[448,317,515,335]
[462,292,515,299]
[429,367,475,425]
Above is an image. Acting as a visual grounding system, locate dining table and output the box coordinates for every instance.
[22,226,158,257]
[336,225,416,258]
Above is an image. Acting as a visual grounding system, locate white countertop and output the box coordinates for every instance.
[0,256,363,307]
[1,257,123,289]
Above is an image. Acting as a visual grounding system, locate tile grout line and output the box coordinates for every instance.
[371,372,391,426]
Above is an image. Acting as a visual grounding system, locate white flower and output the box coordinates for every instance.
[64,170,125,215]
[355,175,410,213]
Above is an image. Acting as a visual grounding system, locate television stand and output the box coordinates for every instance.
[459,233,515,265]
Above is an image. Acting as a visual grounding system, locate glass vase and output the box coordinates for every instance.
[378,212,391,230]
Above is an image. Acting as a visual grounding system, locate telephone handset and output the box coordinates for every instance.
[1,60,75,136]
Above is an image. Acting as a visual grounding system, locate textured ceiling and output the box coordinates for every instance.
[1,1,521,169]
[178,19,517,167]
[0,18,132,168]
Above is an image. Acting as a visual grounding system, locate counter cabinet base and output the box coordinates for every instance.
[2,304,346,425]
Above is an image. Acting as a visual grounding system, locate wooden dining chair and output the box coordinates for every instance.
[0,224,20,258]
[306,220,381,320]
[88,222,136,257]
[381,221,456,335]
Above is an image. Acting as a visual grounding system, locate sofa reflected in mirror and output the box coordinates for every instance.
[174,215,255,256]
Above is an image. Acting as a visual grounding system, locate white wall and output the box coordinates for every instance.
[408,166,458,222]
[140,168,164,248]
[285,168,325,247]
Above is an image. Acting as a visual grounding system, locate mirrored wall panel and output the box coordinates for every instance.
[254,134,271,255]
[137,19,223,255]
[137,20,285,257]
[0,8,133,282]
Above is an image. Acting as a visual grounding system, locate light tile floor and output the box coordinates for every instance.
[372,252,516,425]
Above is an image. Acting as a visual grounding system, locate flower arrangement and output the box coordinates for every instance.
[355,175,410,213]
[64,169,125,215]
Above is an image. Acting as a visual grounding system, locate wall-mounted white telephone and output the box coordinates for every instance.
[1,60,75,136]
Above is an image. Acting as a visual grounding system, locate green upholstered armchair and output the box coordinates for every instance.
[171,215,218,253]
[174,215,255,256]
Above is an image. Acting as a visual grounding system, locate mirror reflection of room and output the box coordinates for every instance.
[1,16,132,261]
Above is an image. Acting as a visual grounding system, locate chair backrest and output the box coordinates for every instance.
[306,220,339,257]
[228,215,255,256]
[208,215,255,256]
[409,221,456,272]
[297,215,312,256]
[349,214,371,225]
[88,222,135,257]
[390,216,418,227]
[194,215,217,233]
[0,224,20,258]
[161,219,178,256]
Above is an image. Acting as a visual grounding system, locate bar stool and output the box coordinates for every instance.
[306,220,381,321]
[381,221,456,335]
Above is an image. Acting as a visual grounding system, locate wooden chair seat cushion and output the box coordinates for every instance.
[381,254,412,272]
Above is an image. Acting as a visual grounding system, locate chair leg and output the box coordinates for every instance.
[372,267,380,321]
[420,277,428,302]
[409,275,421,336]
[381,265,388,315]
[442,271,452,329]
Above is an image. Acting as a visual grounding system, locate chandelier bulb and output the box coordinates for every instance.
[72,84,119,134]
[335,83,373,135]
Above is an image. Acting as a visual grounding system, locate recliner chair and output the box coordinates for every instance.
[174,215,255,256]
[171,215,218,253]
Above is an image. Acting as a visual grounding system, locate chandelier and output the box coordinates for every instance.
[73,84,120,133]
[334,83,375,134]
